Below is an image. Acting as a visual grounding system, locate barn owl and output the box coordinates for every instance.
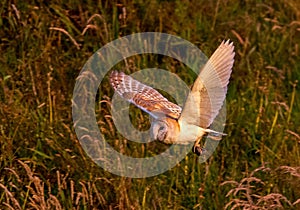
[109,40,235,155]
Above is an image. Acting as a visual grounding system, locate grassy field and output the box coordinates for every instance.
[1,0,300,209]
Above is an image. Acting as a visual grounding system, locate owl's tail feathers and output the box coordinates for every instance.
[204,128,227,141]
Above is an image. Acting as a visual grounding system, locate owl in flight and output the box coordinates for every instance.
[110,40,235,155]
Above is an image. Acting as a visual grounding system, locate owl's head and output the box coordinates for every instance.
[150,118,180,144]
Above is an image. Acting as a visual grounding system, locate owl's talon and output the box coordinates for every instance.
[193,145,205,156]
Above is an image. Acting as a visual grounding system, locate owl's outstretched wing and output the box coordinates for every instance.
[109,71,182,119]
[179,40,235,128]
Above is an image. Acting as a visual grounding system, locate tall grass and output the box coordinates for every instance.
[0,0,299,209]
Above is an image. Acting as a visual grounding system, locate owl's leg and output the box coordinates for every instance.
[192,138,205,156]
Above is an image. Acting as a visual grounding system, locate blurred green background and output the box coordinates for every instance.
[1,0,300,209]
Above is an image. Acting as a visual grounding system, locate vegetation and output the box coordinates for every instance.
[1,0,300,209]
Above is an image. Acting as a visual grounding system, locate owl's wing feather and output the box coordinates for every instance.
[110,71,182,119]
[179,40,235,128]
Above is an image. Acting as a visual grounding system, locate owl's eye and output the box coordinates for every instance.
[158,126,165,132]
[157,126,167,141]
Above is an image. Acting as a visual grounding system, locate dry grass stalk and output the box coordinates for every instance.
[222,165,298,209]
[0,183,22,210]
